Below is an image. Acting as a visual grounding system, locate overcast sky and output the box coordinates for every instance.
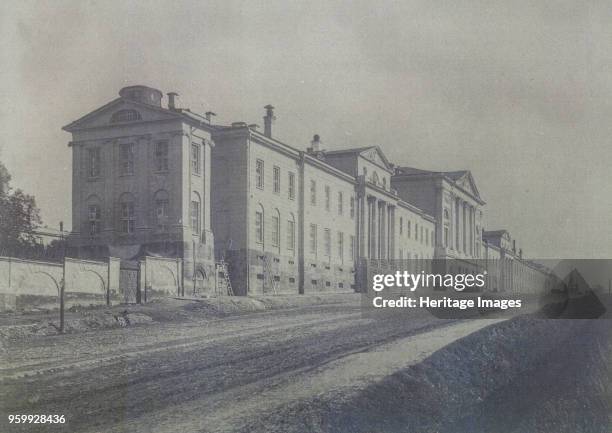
[1,0,611,258]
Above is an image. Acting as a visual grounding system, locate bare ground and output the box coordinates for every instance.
[0,295,471,433]
[1,295,609,433]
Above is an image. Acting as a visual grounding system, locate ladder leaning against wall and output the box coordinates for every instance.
[216,259,234,296]
[261,255,279,295]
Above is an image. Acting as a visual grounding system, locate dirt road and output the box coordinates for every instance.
[0,298,498,433]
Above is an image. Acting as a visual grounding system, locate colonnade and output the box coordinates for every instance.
[451,196,478,257]
[359,195,395,260]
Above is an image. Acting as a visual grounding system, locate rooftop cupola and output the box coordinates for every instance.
[119,85,163,107]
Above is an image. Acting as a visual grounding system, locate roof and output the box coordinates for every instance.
[62,96,215,132]
[483,229,509,238]
[325,145,393,171]
[395,166,484,204]
[395,166,468,179]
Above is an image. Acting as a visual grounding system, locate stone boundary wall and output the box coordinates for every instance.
[139,256,183,299]
[0,256,120,311]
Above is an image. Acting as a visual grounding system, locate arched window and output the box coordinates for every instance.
[110,109,142,123]
[287,213,296,252]
[118,193,136,233]
[255,204,264,245]
[372,171,379,186]
[154,190,169,232]
[382,177,387,190]
[271,208,281,249]
[86,195,102,236]
[190,192,201,234]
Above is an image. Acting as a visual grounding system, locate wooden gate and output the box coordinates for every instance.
[119,263,140,304]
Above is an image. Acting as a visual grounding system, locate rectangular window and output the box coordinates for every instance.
[325,186,330,211]
[271,214,280,247]
[256,159,264,189]
[288,172,295,199]
[350,196,355,219]
[415,223,419,241]
[309,224,317,254]
[120,143,134,175]
[190,200,200,233]
[88,205,101,235]
[120,202,135,233]
[338,192,343,215]
[426,229,429,245]
[350,235,355,260]
[407,220,411,238]
[399,217,403,235]
[191,143,201,174]
[273,166,280,194]
[421,226,424,244]
[255,211,264,243]
[324,228,331,256]
[337,231,344,259]
[155,141,168,172]
[287,219,295,250]
[310,180,316,205]
[88,148,101,178]
[156,198,169,232]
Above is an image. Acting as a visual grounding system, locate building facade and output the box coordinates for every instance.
[64,85,550,296]
[63,86,216,295]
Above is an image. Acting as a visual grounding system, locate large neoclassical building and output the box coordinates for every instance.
[63,85,545,296]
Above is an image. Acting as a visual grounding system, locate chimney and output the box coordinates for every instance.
[311,134,321,152]
[167,92,178,111]
[263,105,275,138]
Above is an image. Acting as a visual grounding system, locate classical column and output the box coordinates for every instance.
[370,197,377,259]
[387,204,395,259]
[455,197,461,251]
[379,201,386,259]
[360,196,368,258]
[471,206,476,256]
[462,201,467,254]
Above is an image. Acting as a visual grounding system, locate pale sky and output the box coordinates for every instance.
[1,0,611,258]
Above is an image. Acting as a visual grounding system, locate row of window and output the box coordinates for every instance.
[254,209,296,250]
[254,160,356,218]
[86,142,203,178]
[308,224,356,260]
[310,180,355,218]
[255,159,296,199]
[86,192,202,235]
[398,217,435,247]
[253,207,355,260]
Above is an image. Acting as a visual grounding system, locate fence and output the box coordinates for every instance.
[0,256,120,311]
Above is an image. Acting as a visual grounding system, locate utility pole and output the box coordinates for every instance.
[59,221,65,333]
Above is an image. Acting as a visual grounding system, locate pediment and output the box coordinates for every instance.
[359,146,392,171]
[455,171,482,201]
[63,98,181,132]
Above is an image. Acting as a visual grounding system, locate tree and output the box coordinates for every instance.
[0,161,42,253]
